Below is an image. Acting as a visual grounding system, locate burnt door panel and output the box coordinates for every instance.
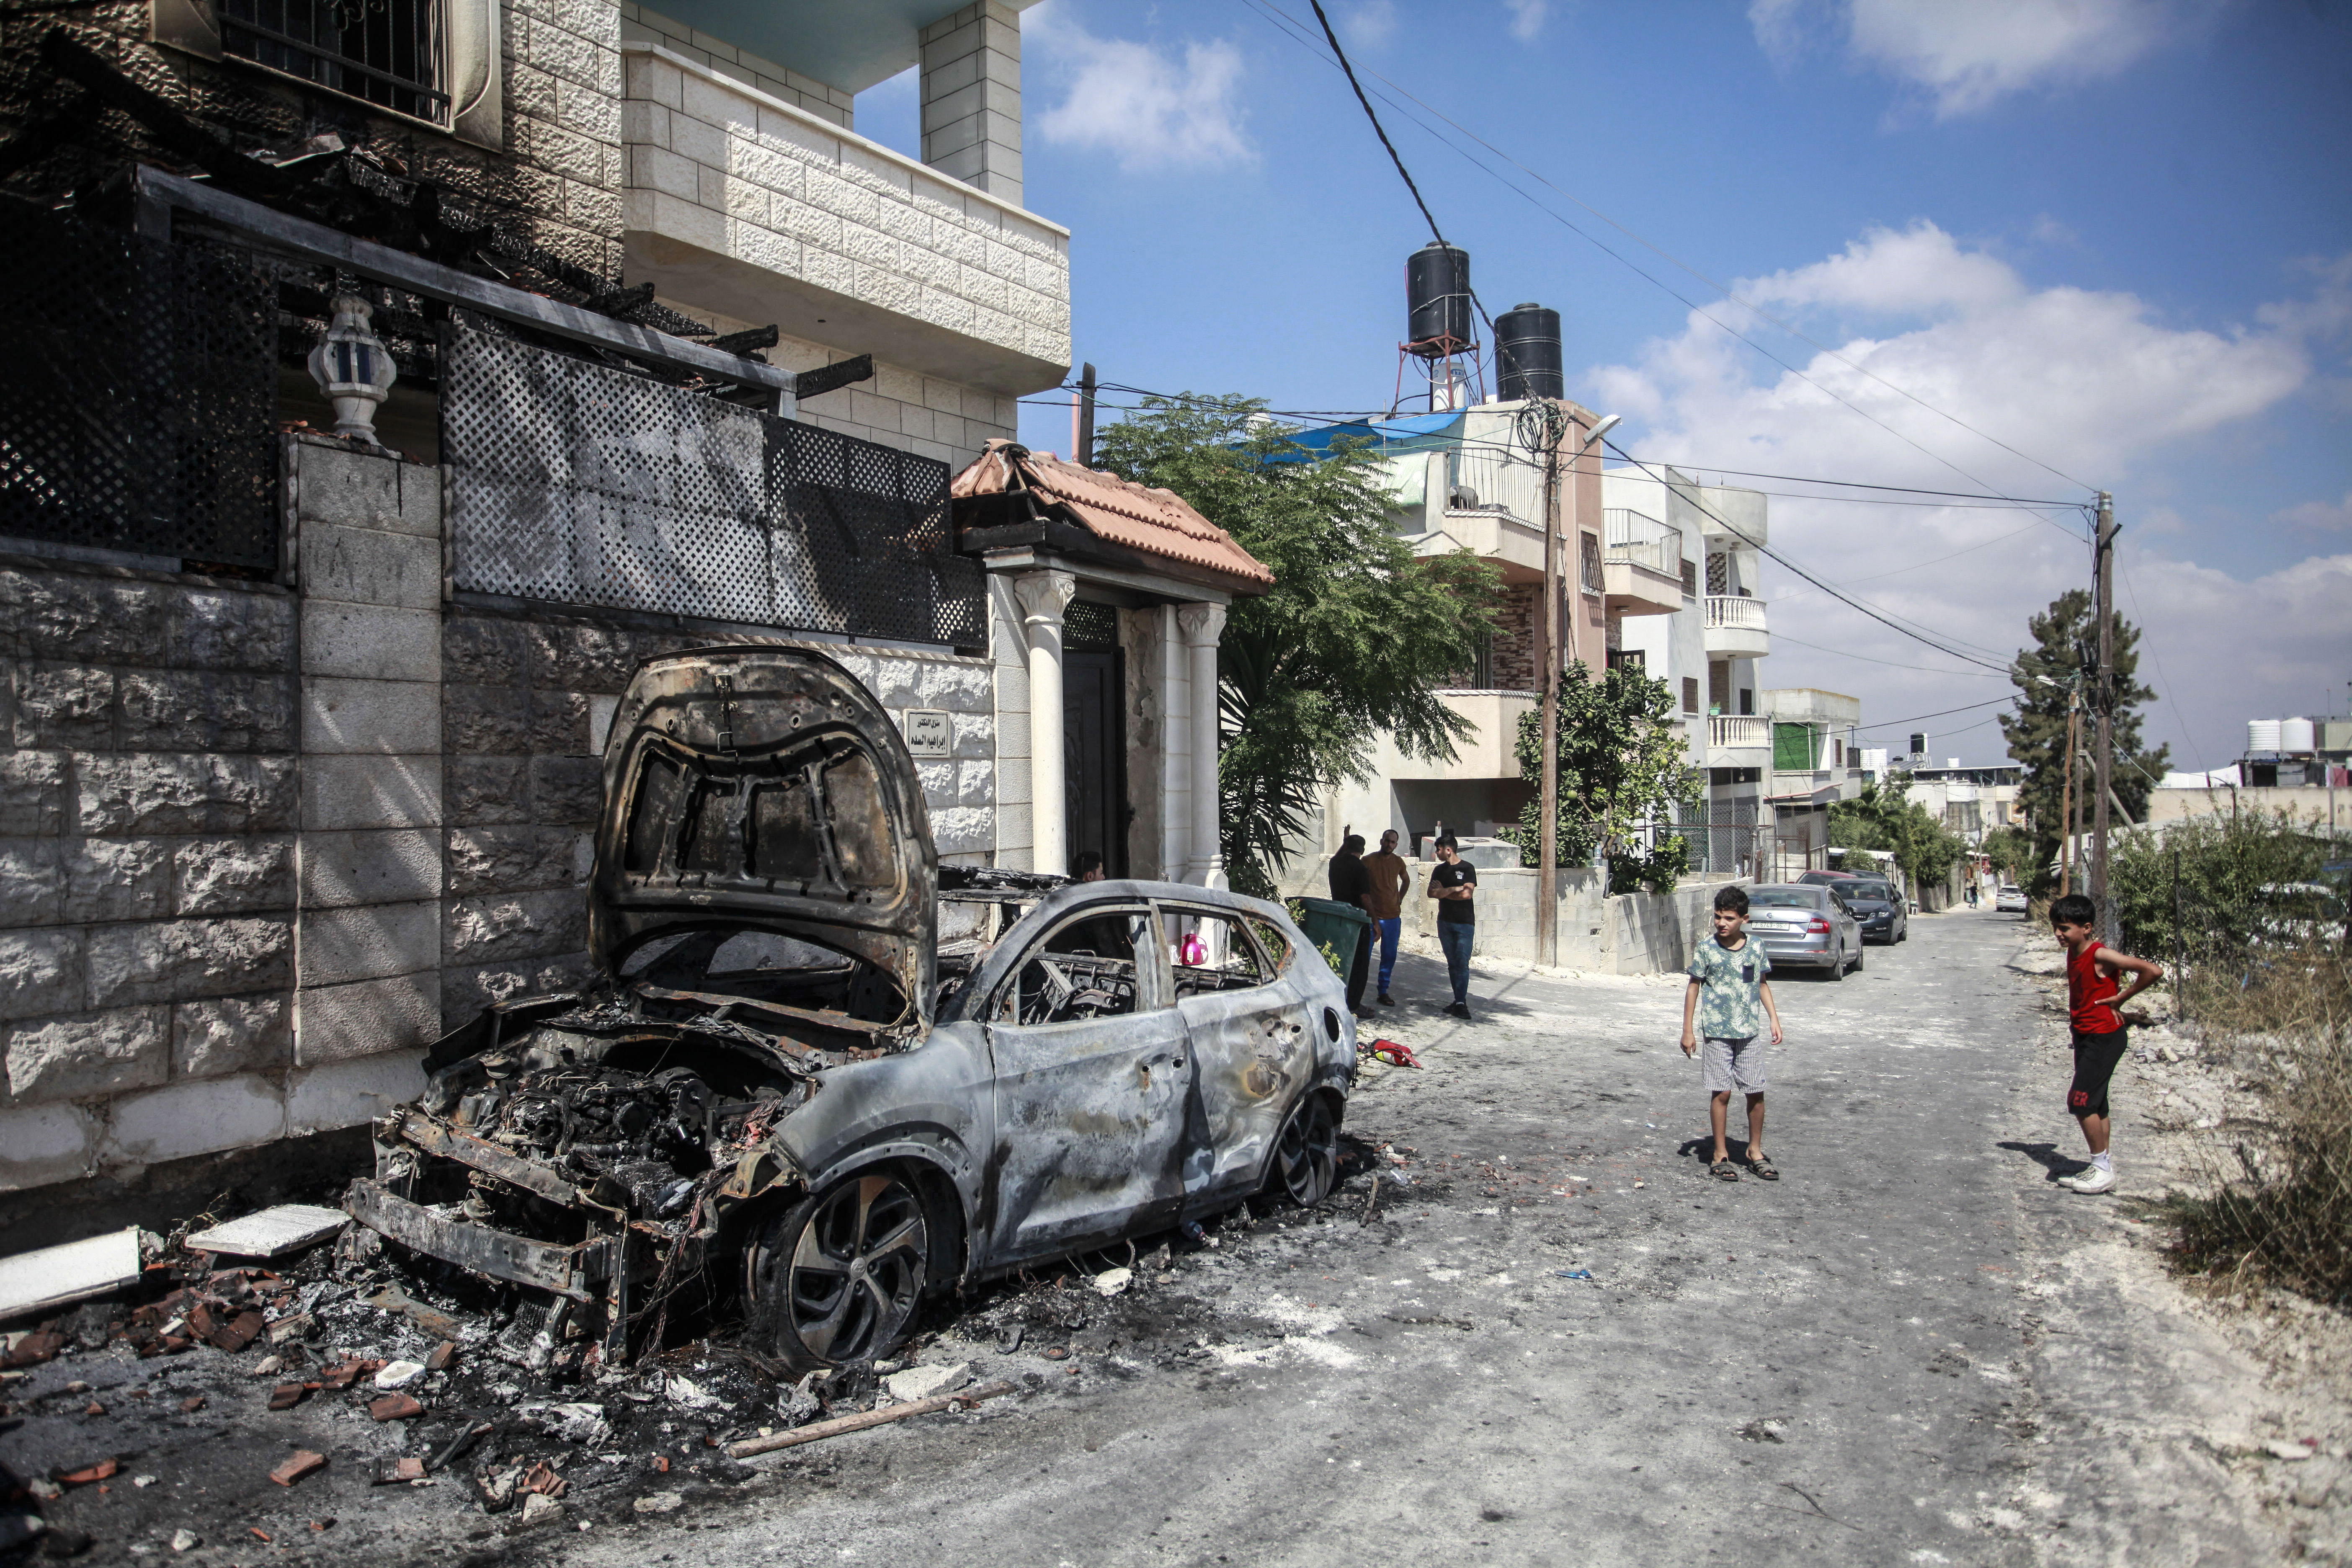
[1158,905,1310,1210]
[1063,649,1124,877]
[980,904,1188,1265]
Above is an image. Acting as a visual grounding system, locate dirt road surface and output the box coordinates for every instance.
[518,906,2323,1567]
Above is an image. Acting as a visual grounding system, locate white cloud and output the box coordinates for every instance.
[1341,1,1398,48]
[1503,0,1549,42]
[1750,0,2209,118]
[2275,491,2352,532]
[1030,11,1252,171]
[1586,226,2352,768]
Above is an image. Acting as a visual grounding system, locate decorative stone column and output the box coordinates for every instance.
[1014,569,1075,875]
[1177,602,1227,888]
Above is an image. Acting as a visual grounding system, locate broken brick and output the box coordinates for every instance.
[312,1519,335,1531]
[516,1461,565,1498]
[319,1358,379,1390]
[54,1458,118,1486]
[251,1526,273,1542]
[268,1383,307,1411]
[84,1402,104,1416]
[368,1394,424,1422]
[1,1331,64,1368]
[269,1451,326,1487]
[180,1396,205,1413]
[424,1340,457,1372]
[208,1311,266,1353]
[374,1457,428,1485]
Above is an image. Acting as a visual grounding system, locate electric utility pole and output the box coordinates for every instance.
[1518,399,1568,969]
[2091,492,2118,942]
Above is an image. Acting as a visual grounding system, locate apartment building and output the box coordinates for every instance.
[1601,465,1772,870]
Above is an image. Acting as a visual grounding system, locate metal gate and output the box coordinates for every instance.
[441,326,983,647]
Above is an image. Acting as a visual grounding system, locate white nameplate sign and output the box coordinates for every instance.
[903,709,952,757]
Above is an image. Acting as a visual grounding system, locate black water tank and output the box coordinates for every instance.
[1406,241,1473,354]
[1496,302,1563,401]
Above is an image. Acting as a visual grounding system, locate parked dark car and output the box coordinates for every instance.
[1838,877,1908,944]
[1743,883,1864,977]
[344,648,1355,1371]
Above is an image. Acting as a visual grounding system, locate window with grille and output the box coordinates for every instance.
[1680,557,1697,596]
[222,0,450,125]
[1706,552,1729,594]
[1578,531,1603,596]
[1606,648,1645,673]
[1681,676,1699,713]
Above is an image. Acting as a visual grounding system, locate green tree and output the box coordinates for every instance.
[1828,775,1967,894]
[1093,396,1500,899]
[1999,589,2169,886]
[1980,824,2035,887]
[1500,660,1704,895]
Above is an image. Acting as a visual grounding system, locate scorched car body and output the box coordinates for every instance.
[345,647,1354,1369]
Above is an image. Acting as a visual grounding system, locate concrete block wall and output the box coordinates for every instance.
[619,2,854,129]
[493,0,629,275]
[1386,859,1731,975]
[920,1,1024,208]
[620,42,1071,374]
[0,557,305,1189]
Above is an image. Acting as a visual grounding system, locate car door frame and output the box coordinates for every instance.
[1152,898,1320,1214]
[966,893,1192,1272]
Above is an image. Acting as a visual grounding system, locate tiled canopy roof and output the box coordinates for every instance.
[952,440,1274,590]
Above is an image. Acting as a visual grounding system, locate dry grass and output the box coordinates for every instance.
[2162,937,2352,1308]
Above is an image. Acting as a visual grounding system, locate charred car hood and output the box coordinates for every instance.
[590,646,936,1027]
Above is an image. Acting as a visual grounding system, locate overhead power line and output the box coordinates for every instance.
[1246,0,2094,542]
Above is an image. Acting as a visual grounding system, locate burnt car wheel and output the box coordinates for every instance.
[746,1169,929,1371]
[1267,1093,1340,1207]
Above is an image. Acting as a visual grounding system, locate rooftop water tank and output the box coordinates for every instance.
[2248,718,2283,754]
[1406,242,1473,356]
[1495,302,1563,401]
[2281,716,2316,754]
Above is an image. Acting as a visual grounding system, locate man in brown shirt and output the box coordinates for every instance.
[1362,828,1413,1006]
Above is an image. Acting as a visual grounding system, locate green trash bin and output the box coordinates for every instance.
[1297,896,1372,979]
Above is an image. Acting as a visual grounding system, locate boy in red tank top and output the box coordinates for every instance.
[2048,892,2164,1194]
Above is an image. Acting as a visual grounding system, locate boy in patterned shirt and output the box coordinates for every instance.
[1681,885,1785,1182]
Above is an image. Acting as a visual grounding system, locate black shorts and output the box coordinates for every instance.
[2068,1027,2128,1119]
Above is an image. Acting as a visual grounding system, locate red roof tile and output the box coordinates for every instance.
[953,440,1274,590]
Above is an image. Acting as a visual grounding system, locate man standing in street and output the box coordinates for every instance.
[1328,833,1376,1018]
[1362,829,1413,1007]
[1429,835,1478,1020]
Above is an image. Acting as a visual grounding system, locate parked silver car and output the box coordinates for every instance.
[344,647,1355,1371]
[1743,883,1864,977]
[1995,883,2030,913]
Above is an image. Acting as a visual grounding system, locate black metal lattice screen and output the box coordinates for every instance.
[441,327,982,647]
[0,201,279,569]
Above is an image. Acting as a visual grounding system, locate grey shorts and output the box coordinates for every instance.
[1700,1035,1767,1095]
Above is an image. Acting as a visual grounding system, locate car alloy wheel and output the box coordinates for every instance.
[1826,940,1845,981]
[746,1168,929,1371]
[1269,1093,1340,1207]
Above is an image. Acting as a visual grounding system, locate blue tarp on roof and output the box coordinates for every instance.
[1263,410,1463,462]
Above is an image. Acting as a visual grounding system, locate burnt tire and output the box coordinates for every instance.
[744,1167,930,1372]
[1266,1092,1340,1208]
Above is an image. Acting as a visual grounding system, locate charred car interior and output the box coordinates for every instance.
[345,648,1354,1372]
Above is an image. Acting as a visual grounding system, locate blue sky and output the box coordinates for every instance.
[859,1,2352,770]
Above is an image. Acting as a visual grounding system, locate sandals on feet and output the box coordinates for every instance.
[1747,1154,1779,1181]
[1710,1158,1741,1181]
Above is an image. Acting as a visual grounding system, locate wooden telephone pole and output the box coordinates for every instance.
[2090,492,2118,941]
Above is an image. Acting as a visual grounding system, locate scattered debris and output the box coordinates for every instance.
[1091,1267,1133,1297]
[1363,1038,1422,1069]
[518,1492,563,1527]
[269,1451,326,1487]
[374,1457,428,1485]
[372,1359,427,1390]
[368,1394,424,1422]
[1556,1269,1596,1282]
[170,1528,200,1552]
[1740,1418,1788,1443]
[632,1492,683,1515]
[729,1379,1017,1459]
[183,1206,349,1260]
[0,1229,142,1323]
[883,1362,971,1403]
[2268,1440,2319,1461]
[53,1460,116,1487]
[424,1340,458,1372]
[268,1383,308,1411]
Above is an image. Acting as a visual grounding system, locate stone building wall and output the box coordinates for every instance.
[1490,584,1538,692]
[0,438,1003,1199]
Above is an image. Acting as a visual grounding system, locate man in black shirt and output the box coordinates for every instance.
[1428,834,1478,1019]
[1328,834,1375,1017]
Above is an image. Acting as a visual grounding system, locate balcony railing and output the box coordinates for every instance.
[1445,444,1544,529]
[1603,507,1683,579]
[1709,715,1771,750]
[1705,595,1767,632]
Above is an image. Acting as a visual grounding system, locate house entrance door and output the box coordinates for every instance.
[1063,648,1126,877]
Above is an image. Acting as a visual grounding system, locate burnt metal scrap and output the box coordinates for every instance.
[342,645,1358,1373]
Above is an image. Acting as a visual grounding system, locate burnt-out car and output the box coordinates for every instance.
[344,647,1354,1370]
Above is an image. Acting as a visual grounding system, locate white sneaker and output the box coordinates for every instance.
[2062,1165,2115,1194]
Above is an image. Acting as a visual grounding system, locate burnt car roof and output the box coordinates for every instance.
[589,645,936,1028]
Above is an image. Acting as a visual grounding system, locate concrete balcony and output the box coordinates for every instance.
[619,43,1070,395]
[1380,690,1537,780]
[1424,509,1547,583]
[1707,714,1772,767]
[1602,508,1685,617]
[1704,594,1769,659]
